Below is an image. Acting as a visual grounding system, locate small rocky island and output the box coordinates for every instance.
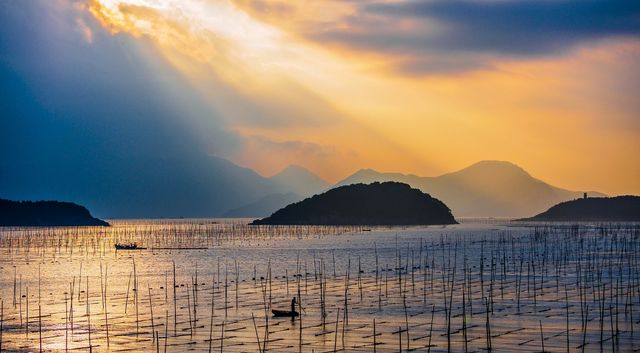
[251,182,457,225]
[0,199,110,226]
[518,195,640,222]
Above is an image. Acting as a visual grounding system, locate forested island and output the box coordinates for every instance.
[0,199,110,226]
[251,182,457,225]
[518,195,640,222]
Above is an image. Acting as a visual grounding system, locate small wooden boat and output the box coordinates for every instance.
[271,309,299,317]
[115,243,146,250]
[273,297,300,317]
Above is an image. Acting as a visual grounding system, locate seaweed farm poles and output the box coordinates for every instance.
[1,222,640,352]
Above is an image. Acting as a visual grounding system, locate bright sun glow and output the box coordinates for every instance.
[89,0,364,102]
[90,0,284,67]
[87,0,640,194]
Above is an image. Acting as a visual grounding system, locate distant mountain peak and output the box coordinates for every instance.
[273,164,323,178]
[270,164,330,197]
[452,160,531,178]
[468,160,521,168]
[349,168,384,177]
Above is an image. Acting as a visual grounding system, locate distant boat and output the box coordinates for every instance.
[115,243,146,250]
[271,309,299,317]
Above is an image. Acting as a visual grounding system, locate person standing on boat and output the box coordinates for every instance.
[291,297,297,316]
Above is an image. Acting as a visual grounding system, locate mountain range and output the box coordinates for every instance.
[222,165,330,217]
[2,153,604,219]
[222,159,604,219]
[335,161,605,218]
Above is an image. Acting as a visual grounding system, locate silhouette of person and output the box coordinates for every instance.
[291,296,297,315]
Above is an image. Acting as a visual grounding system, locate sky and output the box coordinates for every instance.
[1,0,639,196]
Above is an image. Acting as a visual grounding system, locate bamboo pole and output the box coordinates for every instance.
[333,308,339,353]
[148,285,155,342]
[220,320,225,353]
[251,313,262,353]
[86,276,91,353]
[39,304,42,353]
[0,299,3,353]
[104,265,109,348]
[539,320,545,353]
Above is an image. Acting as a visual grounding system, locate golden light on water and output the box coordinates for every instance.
[1,221,639,352]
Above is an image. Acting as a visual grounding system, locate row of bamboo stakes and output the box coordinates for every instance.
[0,222,639,352]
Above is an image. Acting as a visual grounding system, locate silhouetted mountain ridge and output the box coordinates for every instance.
[0,199,109,226]
[336,160,605,218]
[219,165,329,217]
[269,165,330,197]
[251,182,457,225]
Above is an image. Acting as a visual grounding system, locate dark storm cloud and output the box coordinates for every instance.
[311,0,640,73]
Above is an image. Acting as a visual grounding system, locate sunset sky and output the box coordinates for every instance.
[2,0,639,196]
